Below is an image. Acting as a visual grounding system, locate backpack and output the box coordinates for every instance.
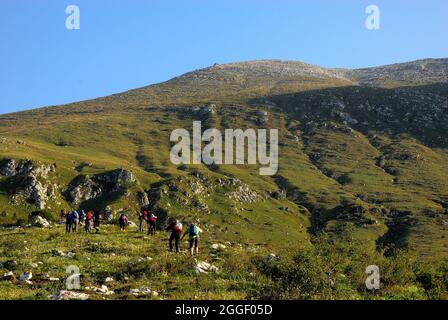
[189,224,199,237]
[173,222,183,233]
[87,211,93,221]
[143,211,148,220]
[71,211,79,221]
[149,213,157,222]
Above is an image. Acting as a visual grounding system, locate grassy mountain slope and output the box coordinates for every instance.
[0,58,447,299]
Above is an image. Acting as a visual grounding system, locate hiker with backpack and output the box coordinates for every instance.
[147,211,158,235]
[138,209,148,233]
[182,223,203,256]
[85,210,94,232]
[79,210,86,227]
[93,210,101,232]
[70,210,80,233]
[119,213,129,231]
[165,218,183,253]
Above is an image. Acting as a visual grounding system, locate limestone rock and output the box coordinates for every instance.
[51,290,90,300]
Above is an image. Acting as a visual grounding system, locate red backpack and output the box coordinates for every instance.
[87,211,93,221]
[149,213,157,222]
[173,222,183,233]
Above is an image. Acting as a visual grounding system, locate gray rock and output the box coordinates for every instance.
[19,271,32,282]
[195,261,219,274]
[51,290,90,300]
[1,271,15,281]
[129,287,159,297]
[0,159,17,177]
[31,215,51,228]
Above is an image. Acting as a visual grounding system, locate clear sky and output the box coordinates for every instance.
[1,0,447,114]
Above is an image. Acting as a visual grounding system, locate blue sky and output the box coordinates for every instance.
[1,0,447,114]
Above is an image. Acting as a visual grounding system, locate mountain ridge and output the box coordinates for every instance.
[2,58,447,117]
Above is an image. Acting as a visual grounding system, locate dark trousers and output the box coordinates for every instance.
[148,220,156,235]
[169,232,180,252]
[65,217,71,233]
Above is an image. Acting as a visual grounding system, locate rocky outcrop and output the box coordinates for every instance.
[0,159,17,177]
[68,178,102,205]
[0,159,56,209]
[137,191,150,207]
[67,168,136,204]
[96,168,136,193]
[226,184,260,203]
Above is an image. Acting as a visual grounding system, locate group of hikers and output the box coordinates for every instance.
[60,208,203,256]
[61,209,100,233]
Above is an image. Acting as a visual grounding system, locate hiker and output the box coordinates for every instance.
[79,210,86,227]
[70,210,80,233]
[85,210,93,232]
[147,211,158,235]
[93,210,101,232]
[119,213,129,231]
[138,209,148,233]
[165,218,183,253]
[182,223,203,256]
[63,209,71,233]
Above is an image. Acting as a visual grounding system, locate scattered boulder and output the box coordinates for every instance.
[31,215,51,228]
[129,287,159,297]
[137,257,153,263]
[87,285,114,295]
[19,271,32,283]
[210,243,227,251]
[104,277,115,283]
[1,271,16,281]
[51,290,90,300]
[195,261,219,274]
[52,249,76,258]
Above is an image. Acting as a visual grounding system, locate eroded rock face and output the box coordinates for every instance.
[0,159,17,177]
[137,191,149,207]
[68,178,103,205]
[97,168,136,192]
[0,159,56,209]
[67,168,136,204]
